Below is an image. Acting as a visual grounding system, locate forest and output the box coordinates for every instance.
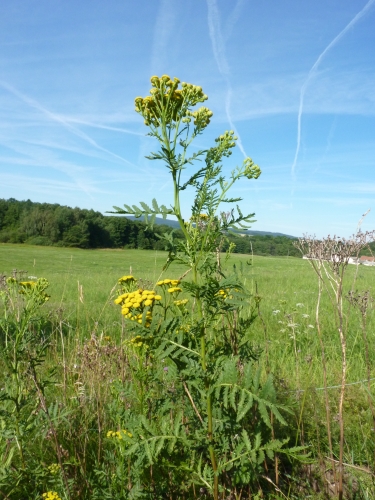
[0,197,301,256]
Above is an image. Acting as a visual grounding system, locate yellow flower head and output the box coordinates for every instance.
[107,429,133,439]
[47,463,60,475]
[19,281,36,287]
[42,492,61,500]
[174,299,188,306]
[118,275,135,284]
[168,287,182,294]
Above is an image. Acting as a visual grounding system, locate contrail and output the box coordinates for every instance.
[63,117,144,136]
[291,0,375,178]
[151,0,176,76]
[207,0,247,158]
[0,80,137,168]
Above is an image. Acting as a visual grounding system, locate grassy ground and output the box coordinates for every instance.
[2,243,374,387]
[1,243,375,497]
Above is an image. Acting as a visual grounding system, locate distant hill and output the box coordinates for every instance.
[0,198,300,256]
[126,216,296,239]
[231,229,296,239]
[126,215,181,229]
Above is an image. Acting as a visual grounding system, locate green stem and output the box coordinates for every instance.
[193,265,219,500]
[162,105,219,499]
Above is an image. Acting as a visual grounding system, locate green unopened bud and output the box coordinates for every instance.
[243,158,261,179]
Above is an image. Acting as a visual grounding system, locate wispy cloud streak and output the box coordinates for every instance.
[291,0,375,178]
[0,80,137,168]
[151,0,176,76]
[207,0,247,157]
[62,117,144,136]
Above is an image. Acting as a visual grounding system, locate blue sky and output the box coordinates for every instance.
[0,0,374,237]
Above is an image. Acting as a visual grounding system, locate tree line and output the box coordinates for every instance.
[0,198,301,256]
[0,198,172,250]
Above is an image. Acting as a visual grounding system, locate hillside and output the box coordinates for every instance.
[126,215,296,238]
[0,198,301,256]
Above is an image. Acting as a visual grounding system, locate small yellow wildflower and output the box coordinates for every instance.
[168,287,182,294]
[47,463,60,475]
[174,299,188,306]
[19,281,36,287]
[107,429,133,439]
[118,275,135,284]
[42,492,61,500]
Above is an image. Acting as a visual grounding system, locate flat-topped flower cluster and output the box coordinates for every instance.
[134,74,211,128]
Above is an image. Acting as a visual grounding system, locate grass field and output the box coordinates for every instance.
[1,243,375,498]
[2,242,375,386]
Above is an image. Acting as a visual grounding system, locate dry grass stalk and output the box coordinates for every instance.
[294,230,375,499]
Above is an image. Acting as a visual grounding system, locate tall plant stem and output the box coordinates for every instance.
[30,363,71,500]
[316,278,335,461]
[192,265,219,500]
[337,288,346,500]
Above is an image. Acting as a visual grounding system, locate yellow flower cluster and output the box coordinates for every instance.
[130,335,144,347]
[216,289,229,299]
[156,279,180,287]
[19,281,36,287]
[134,75,209,127]
[118,275,135,284]
[47,463,60,475]
[107,429,133,439]
[18,277,50,303]
[190,213,209,223]
[174,299,188,307]
[114,288,161,327]
[185,107,213,128]
[168,287,182,294]
[42,492,61,500]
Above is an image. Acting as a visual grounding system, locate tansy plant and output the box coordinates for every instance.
[109,76,302,499]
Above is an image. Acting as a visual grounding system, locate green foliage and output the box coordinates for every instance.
[0,198,183,250]
[2,74,374,499]
[105,74,297,499]
[1,244,375,497]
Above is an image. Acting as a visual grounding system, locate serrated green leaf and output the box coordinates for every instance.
[167,437,177,454]
[257,449,265,465]
[140,201,152,212]
[143,440,153,465]
[152,198,159,211]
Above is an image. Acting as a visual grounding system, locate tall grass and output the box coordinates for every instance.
[1,244,375,498]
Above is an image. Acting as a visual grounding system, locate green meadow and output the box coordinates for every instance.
[2,242,375,392]
[1,243,375,498]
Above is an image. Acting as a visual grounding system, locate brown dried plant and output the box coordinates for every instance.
[294,230,375,500]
